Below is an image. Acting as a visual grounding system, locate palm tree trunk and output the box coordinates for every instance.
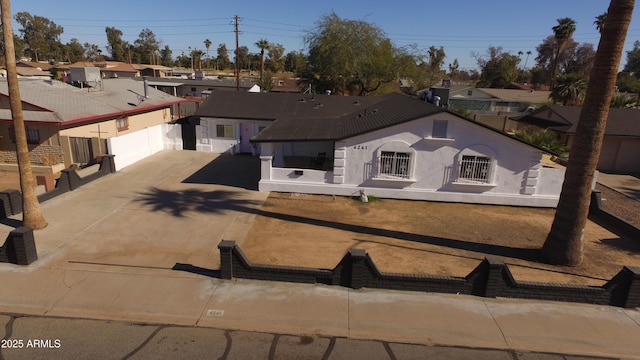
[260,49,265,80]
[542,0,633,265]
[1,0,47,230]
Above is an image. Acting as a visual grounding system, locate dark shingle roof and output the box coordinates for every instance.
[515,105,640,137]
[194,91,445,142]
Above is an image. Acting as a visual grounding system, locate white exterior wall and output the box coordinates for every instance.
[107,124,165,170]
[196,118,272,154]
[162,123,183,150]
[259,113,565,207]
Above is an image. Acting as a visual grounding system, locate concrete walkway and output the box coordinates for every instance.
[0,150,639,359]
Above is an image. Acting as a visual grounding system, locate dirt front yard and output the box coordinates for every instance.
[241,192,640,286]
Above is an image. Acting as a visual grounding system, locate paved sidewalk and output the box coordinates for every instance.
[0,150,639,359]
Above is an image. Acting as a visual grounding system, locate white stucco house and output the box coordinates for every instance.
[194,91,566,207]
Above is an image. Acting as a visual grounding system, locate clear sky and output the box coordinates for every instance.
[9,0,640,71]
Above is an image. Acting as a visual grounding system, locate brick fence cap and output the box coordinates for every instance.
[218,240,237,249]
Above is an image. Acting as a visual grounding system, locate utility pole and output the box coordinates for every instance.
[234,15,240,92]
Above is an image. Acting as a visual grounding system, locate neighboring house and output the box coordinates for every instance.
[448,87,552,133]
[0,78,189,171]
[270,78,302,93]
[514,105,640,173]
[194,91,565,207]
[15,61,53,79]
[0,67,52,79]
[449,87,551,113]
[56,61,141,79]
[136,64,173,78]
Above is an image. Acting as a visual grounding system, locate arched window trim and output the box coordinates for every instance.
[373,141,416,181]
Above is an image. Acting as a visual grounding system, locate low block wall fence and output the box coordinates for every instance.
[0,155,116,218]
[589,190,640,238]
[218,240,640,309]
[0,227,37,265]
[0,155,116,265]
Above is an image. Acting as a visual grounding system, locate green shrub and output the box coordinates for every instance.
[514,128,567,156]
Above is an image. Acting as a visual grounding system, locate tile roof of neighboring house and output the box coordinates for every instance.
[54,61,98,70]
[133,64,173,71]
[514,105,640,137]
[0,78,188,125]
[55,61,139,73]
[98,63,140,73]
[14,67,52,77]
[17,61,54,71]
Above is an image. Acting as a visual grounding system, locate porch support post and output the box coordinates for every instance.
[260,155,273,181]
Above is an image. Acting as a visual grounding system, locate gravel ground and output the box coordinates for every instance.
[595,183,640,228]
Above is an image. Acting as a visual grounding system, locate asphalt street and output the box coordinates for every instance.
[0,314,619,360]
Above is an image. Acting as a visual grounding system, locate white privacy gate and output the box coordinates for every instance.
[107,125,166,171]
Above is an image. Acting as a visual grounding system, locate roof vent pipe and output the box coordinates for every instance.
[143,79,149,98]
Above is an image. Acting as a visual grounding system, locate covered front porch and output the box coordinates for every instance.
[258,141,337,187]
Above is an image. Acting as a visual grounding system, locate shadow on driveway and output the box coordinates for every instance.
[182,154,260,191]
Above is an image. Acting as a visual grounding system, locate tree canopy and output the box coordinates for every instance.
[15,11,63,61]
[105,27,128,62]
[474,46,520,88]
[302,12,425,96]
[132,28,161,64]
[9,9,638,97]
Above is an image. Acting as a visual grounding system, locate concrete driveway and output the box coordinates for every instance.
[0,150,267,274]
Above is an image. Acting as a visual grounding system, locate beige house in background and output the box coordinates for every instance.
[448,87,552,132]
[0,78,189,171]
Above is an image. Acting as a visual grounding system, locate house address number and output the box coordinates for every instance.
[353,145,368,150]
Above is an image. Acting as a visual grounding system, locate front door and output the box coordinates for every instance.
[181,123,196,150]
[240,123,253,153]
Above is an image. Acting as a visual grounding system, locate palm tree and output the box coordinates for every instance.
[518,51,524,69]
[550,17,577,87]
[542,0,634,266]
[524,51,532,69]
[595,12,608,33]
[1,0,47,230]
[191,49,204,70]
[204,38,212,69]
[255,38,270,80]
[550,73,588,105]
